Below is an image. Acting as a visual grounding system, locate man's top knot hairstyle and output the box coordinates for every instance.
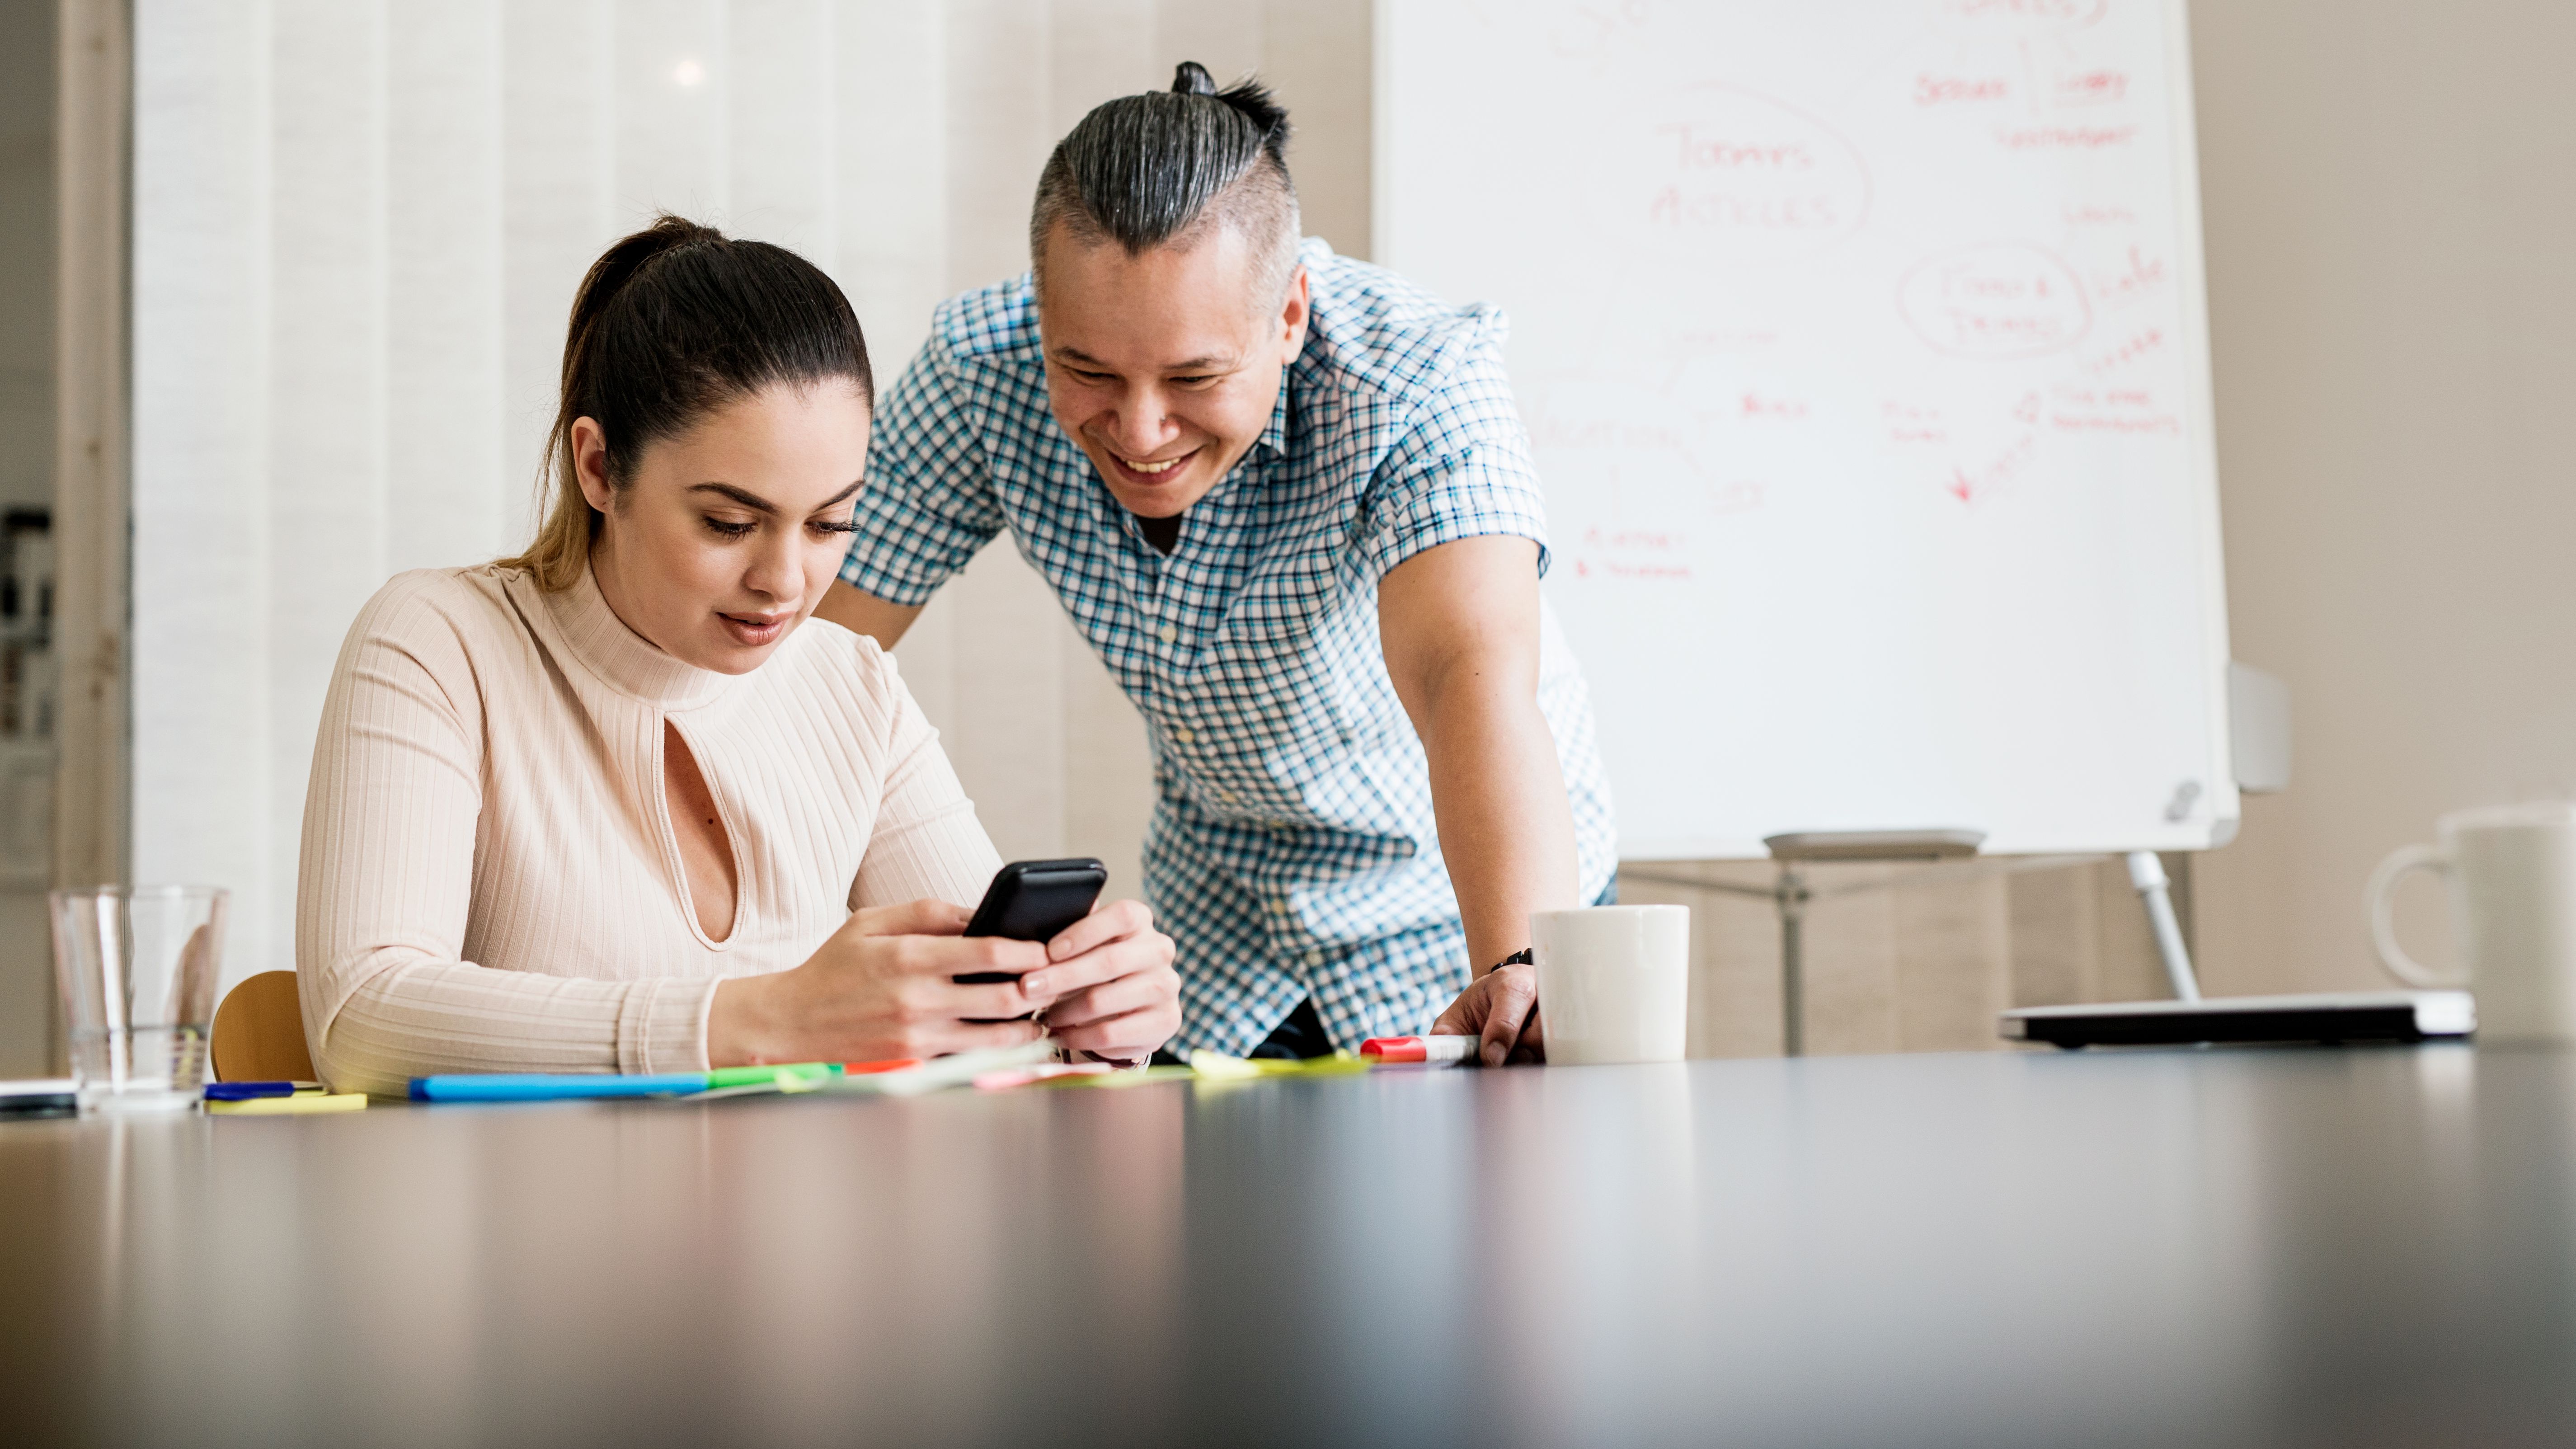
[1029,61,1302,304]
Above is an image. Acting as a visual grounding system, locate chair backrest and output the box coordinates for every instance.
[210,971,315,1083]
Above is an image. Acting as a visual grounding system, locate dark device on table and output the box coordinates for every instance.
[954,858,1107,984]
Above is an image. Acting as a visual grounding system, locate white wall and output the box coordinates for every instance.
[2188,0,2576,994]
[130,0,1370,997]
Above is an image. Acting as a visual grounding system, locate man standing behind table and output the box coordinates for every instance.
[817,63,1616,1065]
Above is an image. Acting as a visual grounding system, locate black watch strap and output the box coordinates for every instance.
[1493,947,1533,972]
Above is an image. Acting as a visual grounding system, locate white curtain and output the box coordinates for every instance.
[132,0,1372,993]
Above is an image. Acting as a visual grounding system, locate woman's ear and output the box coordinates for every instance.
[571,418,617,515]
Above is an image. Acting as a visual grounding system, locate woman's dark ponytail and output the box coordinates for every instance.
[504,214,872,592]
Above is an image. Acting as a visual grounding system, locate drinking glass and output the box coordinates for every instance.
[51,885,227,1112]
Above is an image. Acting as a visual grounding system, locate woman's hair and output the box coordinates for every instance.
[503,215,873,592]
[1028,61,1300,304]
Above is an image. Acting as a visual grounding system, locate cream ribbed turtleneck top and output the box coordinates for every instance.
[294,564,1002,1096]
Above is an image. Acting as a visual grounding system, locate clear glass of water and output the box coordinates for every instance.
[50,885,227,1112]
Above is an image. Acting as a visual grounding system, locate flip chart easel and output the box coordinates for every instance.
[1383,0,2242,1037]
[1379,0,2241,865]
[1629,831,2198,1055]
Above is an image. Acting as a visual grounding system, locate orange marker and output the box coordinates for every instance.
[840,1058,923,1076]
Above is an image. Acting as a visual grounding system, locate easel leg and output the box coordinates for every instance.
[2126,851,2202,1002]
[1780,866,1809,1056]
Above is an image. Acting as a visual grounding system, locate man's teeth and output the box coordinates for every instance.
[1121,454,1184,475]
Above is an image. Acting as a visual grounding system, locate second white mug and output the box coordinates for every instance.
[1532,904,1689,1065]
[2367,801,2576,1044]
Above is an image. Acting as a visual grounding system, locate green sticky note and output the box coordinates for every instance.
[706,1063,837,1090]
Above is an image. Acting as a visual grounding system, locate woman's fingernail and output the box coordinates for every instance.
[1020,973,1048,997]
[1482,1040,1505,1068]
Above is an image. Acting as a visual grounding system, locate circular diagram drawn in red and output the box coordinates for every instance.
[1897,242,2093,361]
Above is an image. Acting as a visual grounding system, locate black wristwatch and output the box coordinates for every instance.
[1492,947,1533,972]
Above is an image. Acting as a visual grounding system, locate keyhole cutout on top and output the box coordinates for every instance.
[663,720,739,943]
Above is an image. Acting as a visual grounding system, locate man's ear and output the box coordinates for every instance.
[1277,264,1312,360]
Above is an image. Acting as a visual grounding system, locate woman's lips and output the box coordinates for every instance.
[717,611,793,647]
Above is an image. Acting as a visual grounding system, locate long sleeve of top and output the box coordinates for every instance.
[294,564,1003,1096]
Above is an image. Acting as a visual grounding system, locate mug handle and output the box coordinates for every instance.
[2366,842,2468,988]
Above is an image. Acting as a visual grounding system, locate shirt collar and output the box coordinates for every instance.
[1253,364,1292,461]
[537,562,734,711]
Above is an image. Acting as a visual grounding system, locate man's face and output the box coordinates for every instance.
[1036,222,1309,518]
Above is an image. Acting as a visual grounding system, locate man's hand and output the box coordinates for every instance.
[1432,963,1545,1066]
[1031,899,1182,1064]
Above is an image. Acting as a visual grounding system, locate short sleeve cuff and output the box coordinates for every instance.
[838,547,949,609]
[620,975,719,1075]
[1359,456,1554,581]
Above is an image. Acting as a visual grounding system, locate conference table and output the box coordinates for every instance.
[3,1044,2570,1447]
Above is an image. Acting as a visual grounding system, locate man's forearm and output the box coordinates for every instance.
[1420,679,1582,974]
[813,579,926,650]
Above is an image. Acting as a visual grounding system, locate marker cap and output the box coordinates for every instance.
[1360,1036,1429,1063]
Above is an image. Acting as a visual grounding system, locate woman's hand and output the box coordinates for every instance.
[1028,899,1181,1065]
[708,899,1057,1066]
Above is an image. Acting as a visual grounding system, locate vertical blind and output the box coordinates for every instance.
[132,0,1368,990]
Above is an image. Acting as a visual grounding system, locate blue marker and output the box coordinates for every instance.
[205,1080,326,1101]
[410,1072,713,1103]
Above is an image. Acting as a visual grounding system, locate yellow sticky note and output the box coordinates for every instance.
[206,1092,368,1115]
[1188,1049,1370,1081]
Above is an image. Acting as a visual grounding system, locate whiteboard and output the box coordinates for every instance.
[1377,0,2237,859]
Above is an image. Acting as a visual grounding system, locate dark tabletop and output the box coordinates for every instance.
[3,1045,2570,1448]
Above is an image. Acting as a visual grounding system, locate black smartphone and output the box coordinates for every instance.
[954,858,1107,984]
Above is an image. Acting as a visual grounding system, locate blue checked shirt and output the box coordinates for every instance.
[842,239,1618,1055]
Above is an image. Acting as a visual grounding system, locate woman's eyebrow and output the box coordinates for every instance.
[687,479,866,513]
[689,482,778,513]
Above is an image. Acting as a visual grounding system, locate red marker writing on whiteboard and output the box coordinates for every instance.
[1359,1034,1480,1068]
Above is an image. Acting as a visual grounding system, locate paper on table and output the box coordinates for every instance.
[206,1093,367,1115]
[800,1039,1060,1098]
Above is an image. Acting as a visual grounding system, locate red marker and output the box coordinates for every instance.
[1359,1035,1480,1068]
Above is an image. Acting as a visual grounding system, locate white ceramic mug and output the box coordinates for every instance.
[1532,904,1690,1065]
[2367,801,2576,1044]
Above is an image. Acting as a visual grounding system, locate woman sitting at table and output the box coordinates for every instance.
[296,216,1180,1096]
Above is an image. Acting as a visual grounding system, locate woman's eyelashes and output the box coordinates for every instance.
[698,514,862,540]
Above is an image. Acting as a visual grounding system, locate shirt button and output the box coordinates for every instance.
[1157,624,1177,644]
[1173,727,1195,745]
[1304,949,1326,967]
[1267,898,1290,916]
